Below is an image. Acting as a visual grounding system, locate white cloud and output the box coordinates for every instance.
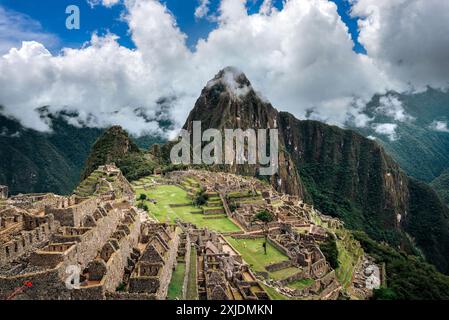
[351,0,449,91]
[195,0,211,19]
[0,0,449,137]
[259,0,276,15]
[0,127,21,138]
[429,120,449,133]
[87,0,121,8]
[375,94,414,122]
[372,123,398,141]
[0,6,59,55]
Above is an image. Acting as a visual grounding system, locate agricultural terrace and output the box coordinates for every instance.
[225,237,302,280]
[134,182,241,233]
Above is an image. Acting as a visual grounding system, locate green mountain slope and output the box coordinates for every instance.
[353,231,449,300]
[81,126,159,183]
[0,112,102,195]
[352,89,449,182]
[278,115,409,245]
[431,169,449,206]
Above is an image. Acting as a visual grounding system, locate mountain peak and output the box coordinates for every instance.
[81,125,140,180]
[206,66,253,98]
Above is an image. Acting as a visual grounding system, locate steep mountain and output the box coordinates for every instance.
[182,67,307,198]
[177,67,449,274]
[351,89,449,183]
[81,125,158,183]
[0,112,102,195]
[431,168,449,206]
[278,115,409,243]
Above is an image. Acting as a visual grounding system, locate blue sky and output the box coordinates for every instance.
[0,0,365,53]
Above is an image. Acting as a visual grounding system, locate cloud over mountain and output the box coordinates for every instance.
[0,0,448,136]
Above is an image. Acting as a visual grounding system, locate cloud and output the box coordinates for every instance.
[0,0,449,137]
[429,120,449,133]
[372,123,398,141]
[195,0,211,19]
[0,127,21,138]
[87,0,121,8]
[351,0,449,91]
[259,0,276,16]
[375,94,414,122]
[0,6,59,55]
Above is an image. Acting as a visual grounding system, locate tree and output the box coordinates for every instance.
[193,189,209,207]
[254,210,274,255]
[138,193,147,202]
[373,287,397,300]
[319,234,339,269]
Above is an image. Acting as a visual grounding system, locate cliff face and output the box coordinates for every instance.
[182,67,306,198]
[278,113,410,239]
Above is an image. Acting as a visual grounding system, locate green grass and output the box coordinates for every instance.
[287,278,314,290]
[136,185,241,233]
[260,283,290,301]
[186,247,198,300]
[167,263,186,300]
[335,238,357,288]
[225,237,297,278]
[269,267,302,280]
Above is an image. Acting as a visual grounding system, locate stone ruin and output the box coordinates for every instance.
[0,166,381,300]
[167,170,375,300]
[0,166,179,300]
[185,225,270,300]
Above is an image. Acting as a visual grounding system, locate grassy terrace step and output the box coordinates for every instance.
[203,207,225,215]
[227,192,260,200]
[186,247,198,300]
[260,283,291,301]
[287,278,314,290]
[167,262,186,300]
[205,201,223,207]
[270,267,303,281]
[225,237,299,279]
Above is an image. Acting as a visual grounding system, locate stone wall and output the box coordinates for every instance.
[45,197,98,227]
[265,260,293,272]
[156,229,180,299]
[182,235,191,299]
[0,221,55,267]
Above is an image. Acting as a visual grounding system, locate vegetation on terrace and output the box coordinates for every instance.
[186,247,198,300]
[225,237,301,280]
[167,263,186,300]
[134,184,240,233]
